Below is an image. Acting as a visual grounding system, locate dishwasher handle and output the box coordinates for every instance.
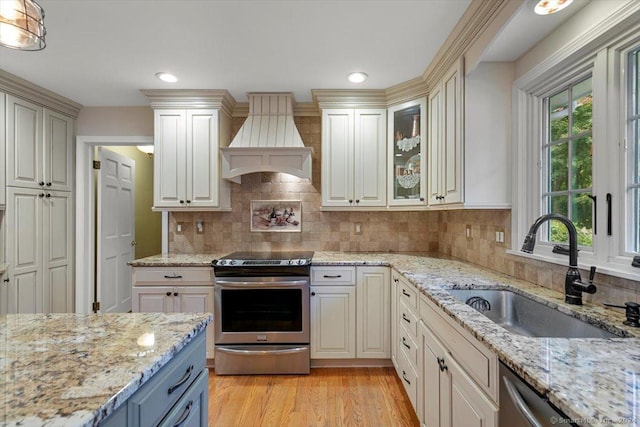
[502,375,544,427]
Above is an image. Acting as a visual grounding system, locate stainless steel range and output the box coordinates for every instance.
[212,251,313,375]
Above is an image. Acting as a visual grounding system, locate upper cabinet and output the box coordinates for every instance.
[321,108,387,209]
[388,98,427,206]
[428,60,463,206]
[143,90,234,211]
[5,95,73,192]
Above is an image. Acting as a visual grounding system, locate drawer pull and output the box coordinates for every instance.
[402,289,411,297]
[168,365,193,395]
[402,337,411,350]
[172,400,193,427]
[402,370,411,385]
[323,274,342,279]
[437,357,448,372]
[164,274,183,279]
[402,313,411,323]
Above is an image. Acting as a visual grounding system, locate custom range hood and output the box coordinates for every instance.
[221,93,313,183]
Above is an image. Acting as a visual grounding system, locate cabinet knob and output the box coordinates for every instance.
[437,357,448,372]
[38,181,44,186]
[348,199,353,204]
[173,292,178,296]
[355,199,360,204]
[311,292,316,296]
[46,182,52,187]
[45,193,51,198]
[420,197,425,202]
[39,193,45,198]
[166,291,172,296]
[179,200,185,204]
[2,278,8,283]
[186,200,191,204]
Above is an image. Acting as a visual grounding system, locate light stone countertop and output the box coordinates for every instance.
[130,251,640,426]
[0,312,212,427]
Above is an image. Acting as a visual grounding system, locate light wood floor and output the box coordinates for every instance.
[208,367,420,427]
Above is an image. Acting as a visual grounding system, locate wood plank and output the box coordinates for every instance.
[208,367,419,427]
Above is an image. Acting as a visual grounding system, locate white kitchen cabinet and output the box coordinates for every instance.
[419,293,498,427]
[5,187,73,313]
[393,273,421,413]
[428,60,463,206]
[0,93,5,207]
[388,98,427,206]
[309,285,356,358]
[5,95,73,192]
[421,321,498,427]
[132,267,215,359]
[321,108,387,209]
[356,266,390,358]
[153,109,230,210]
[390,273,399,369]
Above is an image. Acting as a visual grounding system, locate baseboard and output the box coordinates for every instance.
[311,358,393,368]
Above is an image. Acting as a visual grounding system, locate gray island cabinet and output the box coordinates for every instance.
[0,312,211,427]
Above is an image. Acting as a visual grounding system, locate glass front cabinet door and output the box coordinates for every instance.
[388,98,427,206]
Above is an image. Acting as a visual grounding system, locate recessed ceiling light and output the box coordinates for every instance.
[155,72,178,83]
[531,0,574,15]
[347,72,368,84]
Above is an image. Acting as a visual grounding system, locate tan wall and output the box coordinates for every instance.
[99,146,162,259]
[77,106,153,136]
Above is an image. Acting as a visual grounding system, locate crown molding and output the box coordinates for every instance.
[421,0,513,89]
[0,69,83,118]
[385,77,429,107]
[140,89,236,117]
[311,89,388,109]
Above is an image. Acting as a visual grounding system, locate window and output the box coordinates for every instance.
[628,48,640,253]
[543,78,593,247]
[511,5,640,280]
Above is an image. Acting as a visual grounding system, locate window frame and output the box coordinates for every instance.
[511,12,640,282]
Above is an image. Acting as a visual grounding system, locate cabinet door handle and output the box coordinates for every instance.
[402,289,411,297]
[172,400,193,427]
[323,275,342,279]
[402,370,411,385]
[402,313,411,323]
[164,275,183,279]
[2,278,8,283]
[186,200,191,204]
[437,357,448,372]
[168,364,193,394]
[402,337,411,350]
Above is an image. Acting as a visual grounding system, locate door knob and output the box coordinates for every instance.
[131,240,137,246]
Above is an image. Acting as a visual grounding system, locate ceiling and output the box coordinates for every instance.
[0,0,590,107]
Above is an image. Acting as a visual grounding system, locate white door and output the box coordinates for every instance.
[43,190,73,313]
[97,148,135,313]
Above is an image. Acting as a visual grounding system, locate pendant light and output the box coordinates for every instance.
[0,0,46,51]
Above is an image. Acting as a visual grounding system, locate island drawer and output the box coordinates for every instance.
[311,266,356,285]
[133,267,212,285]
[158,368,209,427]
[128,332,206,427]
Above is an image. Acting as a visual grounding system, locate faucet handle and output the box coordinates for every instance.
[589,266,596,282]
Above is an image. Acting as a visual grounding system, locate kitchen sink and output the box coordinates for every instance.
[447,289,620,338]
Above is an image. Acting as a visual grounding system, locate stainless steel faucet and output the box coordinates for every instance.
[521,213,596,305]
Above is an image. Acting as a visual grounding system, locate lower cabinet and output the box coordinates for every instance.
[419,294,498,427]
[132,267,215,359]
[310,266,390,359]
[102,332,209,427]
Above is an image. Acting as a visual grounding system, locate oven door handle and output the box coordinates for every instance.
[216,346,309,356]
[215,280,308,288]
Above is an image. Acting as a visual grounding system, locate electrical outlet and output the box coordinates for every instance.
[495,227,505,244]
[465,224,472,239]
[196,220,204,234]
[354,222,362,235]
[176,222,183,234]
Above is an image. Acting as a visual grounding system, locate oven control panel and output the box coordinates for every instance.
[212,258,311,267]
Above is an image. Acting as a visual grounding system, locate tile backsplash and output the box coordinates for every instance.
[168,116,638,304]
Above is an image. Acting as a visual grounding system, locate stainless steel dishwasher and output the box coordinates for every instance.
[500,362,577,427]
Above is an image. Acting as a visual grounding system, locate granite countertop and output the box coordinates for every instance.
[0,263,7,275]
[0,312,212,427]
[131,251,640,426]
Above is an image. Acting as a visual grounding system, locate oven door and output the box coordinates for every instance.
[214,277,310,345]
